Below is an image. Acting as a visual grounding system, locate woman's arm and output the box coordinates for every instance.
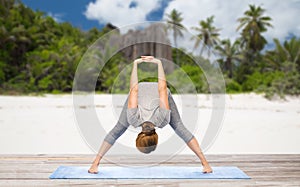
[128,58,143,109]
[157,60,169,109]
[141,56,169,109]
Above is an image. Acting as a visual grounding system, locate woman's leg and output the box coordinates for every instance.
[186,138,213,173]
[168,93,212,173]
[88,141,112,174]
[89,98,131,174]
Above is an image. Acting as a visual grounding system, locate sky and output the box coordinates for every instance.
[22,0,300,43]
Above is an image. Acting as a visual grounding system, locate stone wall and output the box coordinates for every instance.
[108,23,174,73]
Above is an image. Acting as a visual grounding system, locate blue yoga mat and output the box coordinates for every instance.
[49,166,250,179]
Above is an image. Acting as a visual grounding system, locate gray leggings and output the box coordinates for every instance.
[104,93,194,145]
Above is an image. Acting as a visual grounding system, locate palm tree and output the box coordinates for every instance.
[264,37,300,71]
[215,39,241,78]
[165,9,185,63]
[191,16,220,57]
[237,4,272,53]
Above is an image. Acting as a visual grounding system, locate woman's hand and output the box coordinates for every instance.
[141,55,154,60]
[134,58,144,64]
[141,56,161,64]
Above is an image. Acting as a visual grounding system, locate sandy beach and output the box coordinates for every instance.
[0,93,299,154]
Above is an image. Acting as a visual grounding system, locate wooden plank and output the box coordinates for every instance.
[0,161,298,167]
[1,154,299,159]
[0,164,298,173]
[0,180,298,187]
[0,154,299,186]
[0,172,298,180]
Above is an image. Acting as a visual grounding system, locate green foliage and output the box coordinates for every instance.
[191,15,220,57]
[242,70,284,91]
[167,65,207,93]
[264,37,300,71]
[0,0,105,93]
[98,53,128,93]
[237,4,272,53]
[241,60,300,99]
[0,0,299,98]
[225,78,242,93]
[264,61,300,99]
[215,39,241,78]
[166,9,185,64]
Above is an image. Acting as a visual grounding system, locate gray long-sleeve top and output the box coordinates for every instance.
[104,82,194,145]
[127,82,171,128]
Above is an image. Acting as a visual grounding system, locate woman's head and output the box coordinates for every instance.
[136,122,158,154]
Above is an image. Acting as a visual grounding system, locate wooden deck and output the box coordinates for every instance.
[0,154,299,186]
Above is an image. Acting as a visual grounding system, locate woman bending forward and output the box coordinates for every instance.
[88,56,213,174]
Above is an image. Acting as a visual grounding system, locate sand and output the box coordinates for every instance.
[0,93,299,154]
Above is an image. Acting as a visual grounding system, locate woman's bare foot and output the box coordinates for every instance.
[202,164,213,173]
[88,162,99,174]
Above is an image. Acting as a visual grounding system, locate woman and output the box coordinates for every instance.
[88,56,213,174]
